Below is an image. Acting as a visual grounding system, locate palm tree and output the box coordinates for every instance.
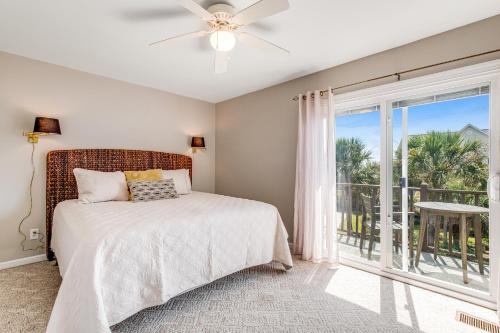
[395,131,487,190]
[336,137,378,235]
[336,138,377,184]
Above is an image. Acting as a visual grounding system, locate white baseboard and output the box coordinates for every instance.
[0,254,46,270]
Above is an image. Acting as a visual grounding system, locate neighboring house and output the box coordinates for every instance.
[458,124,489,152]
[397,124,489,153]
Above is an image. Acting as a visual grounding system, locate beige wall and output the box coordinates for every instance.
[0,51,215,262]
[215,15,500,238]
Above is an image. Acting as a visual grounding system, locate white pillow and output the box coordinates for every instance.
[161,169,191,194]
[73,168,129,204]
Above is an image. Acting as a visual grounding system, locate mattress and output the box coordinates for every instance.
[48,191,293,333]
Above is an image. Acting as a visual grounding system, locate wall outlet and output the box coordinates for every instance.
[29,228,39,240]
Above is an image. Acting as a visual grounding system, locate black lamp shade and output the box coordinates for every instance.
[191,136,205,148]
[33,117,61,135]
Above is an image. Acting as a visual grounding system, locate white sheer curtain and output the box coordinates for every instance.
[293,89,338,264]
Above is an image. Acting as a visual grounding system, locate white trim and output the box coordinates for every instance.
[379,103,390,269]
[383,101,393,270]
[401,107,409,273]
[489,74,500,310]
[340,257,496,310]
[332,59,500,113]
[0,254,46,270]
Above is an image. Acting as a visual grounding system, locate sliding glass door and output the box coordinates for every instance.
[336,106,382,266]
[331,62,500,306]
[389,85,492,295]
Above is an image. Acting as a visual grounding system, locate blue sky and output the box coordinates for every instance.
[335,95,490,162]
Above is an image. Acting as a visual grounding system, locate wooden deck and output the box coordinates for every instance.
[338,234,490,293]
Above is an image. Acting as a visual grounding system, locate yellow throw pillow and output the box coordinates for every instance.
[124,169,162,200]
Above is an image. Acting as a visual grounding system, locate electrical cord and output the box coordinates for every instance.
[18,142,45,251]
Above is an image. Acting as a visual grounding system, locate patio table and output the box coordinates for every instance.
[414,201,488,284]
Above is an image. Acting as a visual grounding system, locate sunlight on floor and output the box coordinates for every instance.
[324,265,496,332]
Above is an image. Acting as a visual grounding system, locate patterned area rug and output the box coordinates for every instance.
[0,257,493,333]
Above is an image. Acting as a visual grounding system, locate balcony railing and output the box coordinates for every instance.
[336,182,488,259]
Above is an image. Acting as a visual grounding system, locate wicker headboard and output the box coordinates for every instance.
[46,149,192,260]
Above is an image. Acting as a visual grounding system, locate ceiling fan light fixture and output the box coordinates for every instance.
[149,0,290,74]
[210,31,236,52]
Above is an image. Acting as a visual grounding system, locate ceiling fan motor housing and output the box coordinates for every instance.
[207,3,235,15]
[207,3,237,31]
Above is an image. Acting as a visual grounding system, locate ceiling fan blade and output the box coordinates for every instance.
[249,21,275,32]
[231,0,289,26]
[215,51,229,74]
[238,32,289,54]
[178,0,214,21]
[149,30,209,46]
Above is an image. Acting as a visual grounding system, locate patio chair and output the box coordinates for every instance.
[359,193,415,260]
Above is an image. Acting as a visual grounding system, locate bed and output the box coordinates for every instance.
[45,149,293,333]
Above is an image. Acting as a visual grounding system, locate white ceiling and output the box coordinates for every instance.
[1,1,500,103]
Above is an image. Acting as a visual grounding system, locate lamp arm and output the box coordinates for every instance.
[18,142,45,251]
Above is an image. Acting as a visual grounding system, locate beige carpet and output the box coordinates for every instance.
[0,257,496,333]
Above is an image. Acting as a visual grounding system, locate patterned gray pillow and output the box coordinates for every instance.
[127,178,179,202]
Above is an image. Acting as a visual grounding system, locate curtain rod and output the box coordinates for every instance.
[292,48,500,101]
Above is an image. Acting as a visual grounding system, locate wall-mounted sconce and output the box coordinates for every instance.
[191,136,206,153]
[18,117,62,251]
[23,117,61,143]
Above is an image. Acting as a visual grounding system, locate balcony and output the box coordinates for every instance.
[336,182,489,293]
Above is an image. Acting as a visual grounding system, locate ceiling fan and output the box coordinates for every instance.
[149,0,290,74]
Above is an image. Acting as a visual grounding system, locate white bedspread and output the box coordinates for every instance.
[47,192,292,333]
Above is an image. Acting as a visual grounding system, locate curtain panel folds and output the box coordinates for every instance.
[293,89,338,264]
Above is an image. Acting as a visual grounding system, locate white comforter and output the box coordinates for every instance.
[47,192,292,333]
